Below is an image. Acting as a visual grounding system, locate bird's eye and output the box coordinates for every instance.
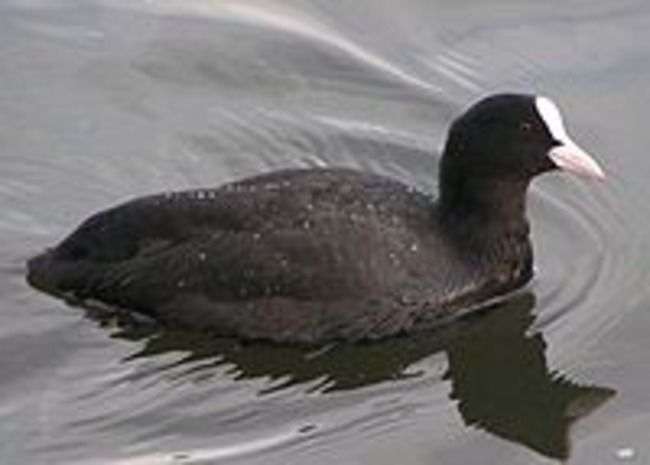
[520,121,533,133]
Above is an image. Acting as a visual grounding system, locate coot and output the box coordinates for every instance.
[27,94,604,343]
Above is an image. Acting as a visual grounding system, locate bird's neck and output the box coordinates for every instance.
[437,175,534,291]
[438,174,532,252]
[439,175,529,225]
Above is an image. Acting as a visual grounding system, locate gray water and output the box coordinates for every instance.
[2,0,650,463]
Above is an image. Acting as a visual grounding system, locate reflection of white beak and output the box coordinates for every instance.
[535,96,606,181]
[548,141,605,180]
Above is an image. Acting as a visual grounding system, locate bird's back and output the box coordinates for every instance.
[29,168,488,341]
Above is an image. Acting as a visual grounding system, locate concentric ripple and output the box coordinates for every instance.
[531,172,650,366]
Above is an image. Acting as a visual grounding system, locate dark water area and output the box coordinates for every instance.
[2,0,650,463]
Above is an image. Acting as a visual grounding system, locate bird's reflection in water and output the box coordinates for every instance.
[98,292,614,460]
[441,294,614,459]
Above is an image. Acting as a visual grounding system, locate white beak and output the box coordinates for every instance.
[535,96,605,180]
[548,141,605,180]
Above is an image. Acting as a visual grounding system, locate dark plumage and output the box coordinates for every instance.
[27,94,604,343]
